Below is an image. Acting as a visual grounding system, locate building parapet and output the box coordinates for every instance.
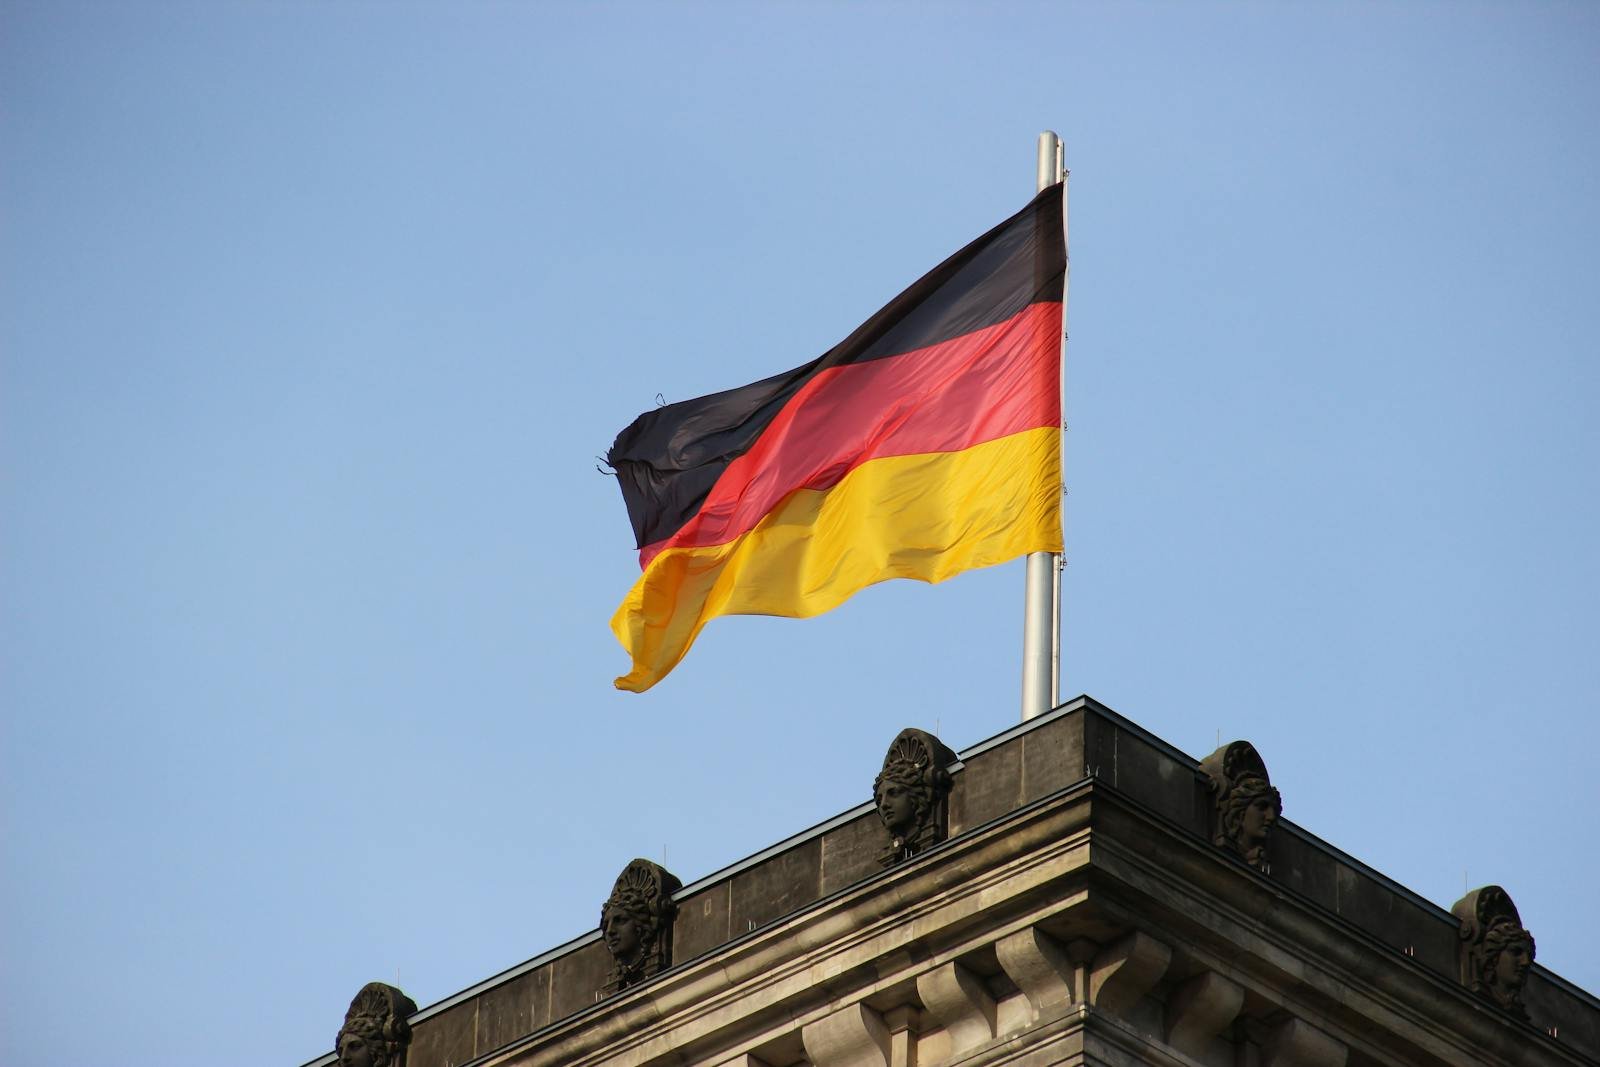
[300,696,1599,1067]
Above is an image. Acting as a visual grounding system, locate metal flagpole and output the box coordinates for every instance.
[1054,136,1069,705]
[1022,131,1067,720]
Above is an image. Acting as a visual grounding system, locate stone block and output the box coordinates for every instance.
[674,881,732,965]
[473,965,550,1057]
[547,939,613,1020]
[801,1002,891,1067]
[1089,931,1171,1018]
[405,1000,476,1067]
[819,813,887,897]
[1263,1017,1347,1067]
[1081,710,1118,782]
[730,838,822,935]
[949,742,1020,836]
[1524,973,1600,1057]
[996,925,1075,1021]
[916,960,996,1055]
[1107,729,1196,830]
[1331,866,1448,976]
[1020,709,1085,803]
[1271,831,1339,913]
[1165,971,1243,1058]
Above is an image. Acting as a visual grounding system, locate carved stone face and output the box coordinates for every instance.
[876,781,918,839]
[599,859,681,994]
[1201,741,1281,874]
[338,1032,377,1067]
[1240,792,1278,850]
[1218,774,1280,869]
[1491,939,1533,1000]
[604,910,643,964]
[871,730,954,869]
[1452,889,1536,1019]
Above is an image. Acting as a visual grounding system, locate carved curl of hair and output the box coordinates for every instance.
[1452,884,1536,1018]
[601,880,661,959]
[1200,741,1280,870]
[873,756,936,827]
[600,859,681,993]
[874,732,951,819]
[335,983,414,1067]
[872,730,955,869]
[1217,773,1282,845]
[336,1014,392,1067]
[1475,917,1537,993]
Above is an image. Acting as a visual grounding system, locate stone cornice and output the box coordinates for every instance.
[467,775,1588,1067]
[298,701,1599,1067]
[478,780,1098,1065]
[1082,783,1588,1066]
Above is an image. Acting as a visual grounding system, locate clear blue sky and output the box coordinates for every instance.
[3,4,1596,1065]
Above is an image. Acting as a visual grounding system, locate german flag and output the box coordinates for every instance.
[606,185,1065,692]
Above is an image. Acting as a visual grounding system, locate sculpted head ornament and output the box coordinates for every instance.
[335,982,417,1067]
[873,728,956,867]
[1453,885,1536,1019]
[600,858,682,993]
[1200,740,1282,872]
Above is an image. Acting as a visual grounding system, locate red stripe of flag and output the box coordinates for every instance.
[639,301,1060,568]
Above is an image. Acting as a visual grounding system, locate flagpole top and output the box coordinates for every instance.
[1036,131,1064,192]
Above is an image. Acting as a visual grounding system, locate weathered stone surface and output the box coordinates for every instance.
[1110,729,1201,833]
[473,966,549,1058]
[673,880,732,965]
[1165,971,1244,1057]
[880,1005,921,1067]
[950,740,1019,835]
[1263,1016,1347,1067]
[915,960,996,1055]
[546,939,611,1020]
[729,838,821,935]
[1019,708,1084,804]
[819,812,887,897]
[1325,862,1454,974]
[1270,828,1339,913]
[1525,973,1600,1053]
[1089,930,1171,1017]
[405,1001,473,1067]
[996,925,1075,1020]
[801,1002,891,1067]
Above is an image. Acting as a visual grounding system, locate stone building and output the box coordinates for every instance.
[305,697,1599,1067]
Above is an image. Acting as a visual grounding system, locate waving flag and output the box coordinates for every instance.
[606,184,1065,692]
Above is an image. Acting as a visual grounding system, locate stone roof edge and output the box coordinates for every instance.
[366,697,1097,1041]
[655,696,1112,900]
[1082,697,1598,1011]
[455,775,1105,1067]
[300,694,1597,1067]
